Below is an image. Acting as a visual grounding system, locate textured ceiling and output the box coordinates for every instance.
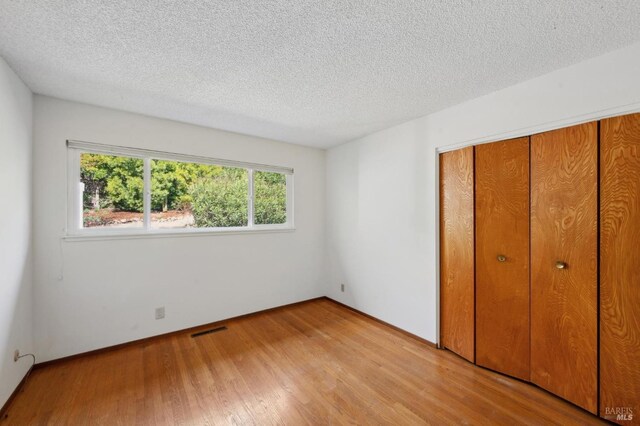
[1,1,640,148]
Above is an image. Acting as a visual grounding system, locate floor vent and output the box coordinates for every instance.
[191,326,227,338]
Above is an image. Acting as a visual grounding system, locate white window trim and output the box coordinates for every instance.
[66,140,295,240]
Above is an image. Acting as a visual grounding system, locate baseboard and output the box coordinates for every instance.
[323,297,437,348]
[0,368,30,422]
[35,296,326,369]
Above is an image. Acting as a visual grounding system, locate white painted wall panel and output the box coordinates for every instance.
[0,57,33,408]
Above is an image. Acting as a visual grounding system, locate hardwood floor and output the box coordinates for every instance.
[2,298,603,425]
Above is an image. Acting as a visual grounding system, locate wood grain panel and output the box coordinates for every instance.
[530,122,598,413]
[440,146,475,362]
[475,137,530,381]
[2,299,605,425]
[600,113,640,425]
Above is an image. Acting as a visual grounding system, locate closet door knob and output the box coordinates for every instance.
[497,255,507,262]
[555,261,567,269]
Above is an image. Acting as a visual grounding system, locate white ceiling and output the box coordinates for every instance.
[1,1,640,148]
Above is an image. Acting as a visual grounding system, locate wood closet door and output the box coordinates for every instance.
[440,146,475,362]
[530,122,598,414]
[600,113,640,423]
[475,137,530,381]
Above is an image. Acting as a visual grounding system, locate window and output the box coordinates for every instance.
[80,153,144,229]
[67,140,293,236]
[254,171,287,225]
[149,160,248,229]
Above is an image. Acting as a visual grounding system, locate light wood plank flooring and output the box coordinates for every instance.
[2,298,604,425]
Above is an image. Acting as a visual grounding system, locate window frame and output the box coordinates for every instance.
[66,140,294,239]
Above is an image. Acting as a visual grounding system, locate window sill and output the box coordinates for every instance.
[63,226,295,242]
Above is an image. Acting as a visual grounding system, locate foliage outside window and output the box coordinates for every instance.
[254,171,287,225]
[71,144,292,234]
[81,154,144,228]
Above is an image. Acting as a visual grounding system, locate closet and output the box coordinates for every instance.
[439,112,640,422]
[600,114,640,419]
[475,137,530,381]
[440,146,475,363]
[530,122,598,413]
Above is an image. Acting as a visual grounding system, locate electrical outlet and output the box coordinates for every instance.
[155,306,165,320]
[13,349,19,362]
[341,283,345,292]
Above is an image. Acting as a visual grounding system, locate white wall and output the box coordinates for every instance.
[33,96,325,362]
[326,41,640,343]
[0,58,33,407]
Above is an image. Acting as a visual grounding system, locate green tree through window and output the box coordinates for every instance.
[79,153,288,229]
